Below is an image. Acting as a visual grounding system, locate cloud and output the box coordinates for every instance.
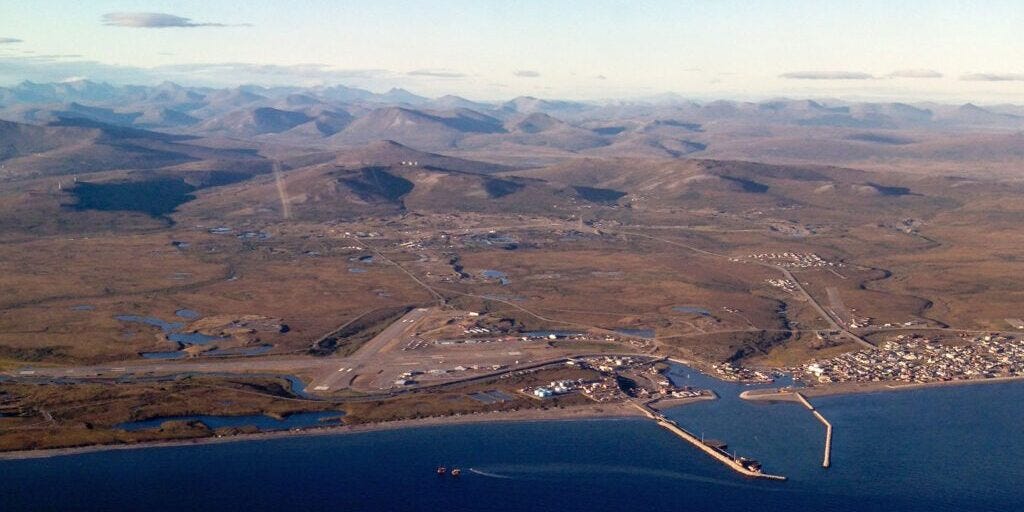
[4,53,83,63]
[889,69,943,78]
[0,55,405,88]
[0,37,22,44]
[595,75,607,80]
[0,56,155,84]
[514,70,540,78]
[779,71,874,80]
[101,12,247,28]
[960,73,1024,82]
[406,69,466,78]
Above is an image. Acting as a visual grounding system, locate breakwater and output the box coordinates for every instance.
[794,392,833,468]
[632,402,787,480]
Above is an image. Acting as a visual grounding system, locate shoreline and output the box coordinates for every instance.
[0,402,645,462]
[647,391,718,411]
[741,374,1024,401]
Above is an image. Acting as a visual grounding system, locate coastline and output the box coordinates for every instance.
[647,391,718,411]
[0,402,645,462]
[741,374,1024,401]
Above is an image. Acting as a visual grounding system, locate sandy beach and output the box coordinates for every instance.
[740,374,1024,402]
[0,402,645,461]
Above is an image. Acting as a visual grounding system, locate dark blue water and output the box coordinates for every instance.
[205,345,273,357]
[115,315,184,333]
[614,328,655,338]
[2,369,1021,511]
[117,313,225,346]
[140,344,271,360]
[115,412,342,431]
[481,269,510,285]
[673,305,712,315]
[140,351,187,360]
[167,332,221,345]
[175,309,200,319]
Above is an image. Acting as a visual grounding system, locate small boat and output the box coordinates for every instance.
[436,466,447,475]
[450,468,461,477]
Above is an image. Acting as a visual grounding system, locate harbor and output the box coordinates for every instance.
[794,392,833,468]
[5,379,1024,512]
[632,401,787,481]
[738,389,834,469]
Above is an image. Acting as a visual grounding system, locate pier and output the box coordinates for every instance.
[795,392,833,468]
[631,402,787,481]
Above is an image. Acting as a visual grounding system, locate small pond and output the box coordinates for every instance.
[115,411,343,432]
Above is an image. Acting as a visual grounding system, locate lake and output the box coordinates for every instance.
[115,411,342,431]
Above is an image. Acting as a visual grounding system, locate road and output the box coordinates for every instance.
[772,265,874,348]
[610,228,874,348]
[307,307,431,392]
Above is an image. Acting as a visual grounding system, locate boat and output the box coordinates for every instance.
[436,466,446,475]
[450,468,461,477]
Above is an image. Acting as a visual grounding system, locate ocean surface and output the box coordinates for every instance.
[2,365,1022,512]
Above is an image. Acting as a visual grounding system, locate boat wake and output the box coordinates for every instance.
[467,468,515,479]
[469,464,774,490]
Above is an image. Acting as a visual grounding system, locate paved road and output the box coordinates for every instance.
[610,229,874,347]
[771,265,874,348]
[307,307,431,392]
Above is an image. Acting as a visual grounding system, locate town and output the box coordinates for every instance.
[799,335,1024,384]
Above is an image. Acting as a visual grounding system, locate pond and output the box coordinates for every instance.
[115,315,184,334]
[167,332,221,345]
[205,345,273,357]
[481,269,510,285]
[673,306,712,316]
[117,312,229,351]
[140,351,187,360]
[115,411,343,432]
[614,328,655,339]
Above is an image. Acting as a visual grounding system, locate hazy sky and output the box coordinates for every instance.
[1,0,1022,102]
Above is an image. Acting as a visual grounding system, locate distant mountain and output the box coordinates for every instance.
[281,109,355,137]
[198,107,313,136]
[507,112,565,133]
[135,107,201,128]
[427,95,496,111]
[501,96,592,116]
[328,106,505,147]
[0,118,259,180]
[286,140,511,174]
[2,80,1024,175]
[376,88,429,105]
[182,146,600,223]
[511,156,948,218]
[940,103,1023,126]
[0,80,120,104]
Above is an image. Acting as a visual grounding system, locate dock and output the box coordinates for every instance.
[631,402,787,481]
[795,392,832,468]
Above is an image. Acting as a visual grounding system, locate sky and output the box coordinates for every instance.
[1,0,1022,103]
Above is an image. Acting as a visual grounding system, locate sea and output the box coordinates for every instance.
[2,363,1022,512]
